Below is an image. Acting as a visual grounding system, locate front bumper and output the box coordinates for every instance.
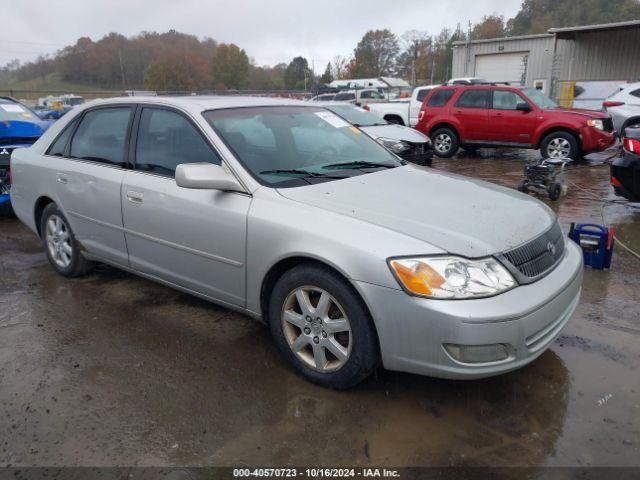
[398,144,433,166]
[357,240,583,379]
[580,126,616,153]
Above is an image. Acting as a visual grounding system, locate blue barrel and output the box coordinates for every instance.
[569,223,614,270]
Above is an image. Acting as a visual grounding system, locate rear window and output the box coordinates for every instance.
[427,89,456,107]
[416,88,432,102]
[455,90,490,109]
[334,93,356,101]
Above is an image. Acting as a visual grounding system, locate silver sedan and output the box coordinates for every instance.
[10,96,583,388]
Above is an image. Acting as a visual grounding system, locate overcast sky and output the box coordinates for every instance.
[2,0,523,69]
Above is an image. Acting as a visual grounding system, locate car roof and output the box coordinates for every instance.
[82,95,310,111]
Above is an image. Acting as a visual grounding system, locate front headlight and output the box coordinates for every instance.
[587,119,604,130]
[388,256,516,299]
[377,137,410,154]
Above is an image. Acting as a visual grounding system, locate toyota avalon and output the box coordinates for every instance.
[10,96,583,389]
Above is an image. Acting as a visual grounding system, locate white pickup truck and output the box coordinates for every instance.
[366,85,438,127]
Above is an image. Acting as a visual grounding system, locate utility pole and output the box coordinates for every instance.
[118,49,127,91]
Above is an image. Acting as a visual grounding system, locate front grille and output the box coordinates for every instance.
[499,222,565,283]
[602,117,614,132]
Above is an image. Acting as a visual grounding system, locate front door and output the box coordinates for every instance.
[121,106,250,307]
[488,90,538,145]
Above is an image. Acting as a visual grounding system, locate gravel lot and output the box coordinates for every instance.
[1,149,639,468]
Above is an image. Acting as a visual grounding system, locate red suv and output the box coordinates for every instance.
[416,85,616,159]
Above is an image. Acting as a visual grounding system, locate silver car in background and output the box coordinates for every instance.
[604,82,640,134]
[319,102,433,166]
[10,96,583,389]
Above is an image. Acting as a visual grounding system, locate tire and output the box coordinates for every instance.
[540,131,579,160]
[268,263,379,389]
[548,182,562,201]
[385,116,404,125]
[517,180,529,193]
[430,128,459,158]
[40,203,93,277]
[0,200,14,218]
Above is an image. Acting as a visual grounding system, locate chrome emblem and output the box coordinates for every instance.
[547,241,556,256]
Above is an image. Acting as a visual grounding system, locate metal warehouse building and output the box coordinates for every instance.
[452,20,640,105]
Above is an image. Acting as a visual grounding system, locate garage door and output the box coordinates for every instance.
[475,52,528,85]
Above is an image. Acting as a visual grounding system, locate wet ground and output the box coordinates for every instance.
[1,148,639,468]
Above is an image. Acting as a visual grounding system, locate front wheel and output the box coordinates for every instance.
[430,128,459,158]
[541,132,579,160]
[40,203,93,277]
[268,264,379,389]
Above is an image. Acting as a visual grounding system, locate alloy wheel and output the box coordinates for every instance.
[547,138,571,158]
[45,214,72,269]
[281,286,352,372]
[434,134,452,154]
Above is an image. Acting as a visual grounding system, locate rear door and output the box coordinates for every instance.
[121,105,250,307]
[489,89,538,144]
[452,89,490,141]
[53,106,133,265]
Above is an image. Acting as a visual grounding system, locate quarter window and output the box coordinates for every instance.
[630,89,640,98]
[492,91,521,110]
[135,108,220,176]
[70,108,132,167]
[455,90,490,109]
[47,117,79,157]
[427,89,456,107]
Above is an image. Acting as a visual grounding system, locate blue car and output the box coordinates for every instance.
[0,97,52,215]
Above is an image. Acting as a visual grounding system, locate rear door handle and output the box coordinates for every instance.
[56,173,68,184]
[126,191,144,204]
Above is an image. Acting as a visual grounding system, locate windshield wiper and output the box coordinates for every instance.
[322,160,398,170]
[260,169,348,179]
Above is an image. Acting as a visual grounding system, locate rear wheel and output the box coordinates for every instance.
[541,131,579,160]
[0,200,14,218]
[548,182,562,201]
[430,128,459,158]
[268,264,379,389]
[40,203,93,277]
[385,116,404,125]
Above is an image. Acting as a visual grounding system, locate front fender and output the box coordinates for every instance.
[244,188,442,316]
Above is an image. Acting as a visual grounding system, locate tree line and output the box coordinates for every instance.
[2,0,639,91]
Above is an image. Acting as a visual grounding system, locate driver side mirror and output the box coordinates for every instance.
[516,102,533,112]
[175,163,245,192]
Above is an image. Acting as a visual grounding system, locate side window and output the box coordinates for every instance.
[135,108,221,176]
[492,91,521,110]
[416,89,430,102]
[47,117,79,157]
[630,89,640,98]
[70,108,132,167]
[427,89,456,107]
[360,91,372,99]
[455,90,490,109]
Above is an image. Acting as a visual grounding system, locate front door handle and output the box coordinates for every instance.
[56,173,68,184]
[126,191,144,204]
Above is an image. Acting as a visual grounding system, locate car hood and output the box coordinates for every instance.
[277,165,556,257]
[546,107,610,119]
[0,119,52,140]
[360,124,429,143]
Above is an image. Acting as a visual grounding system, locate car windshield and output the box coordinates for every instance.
[325,105,386,127]
[203,106,402,187]
[0,99,39,122]
[522,88,558,109]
